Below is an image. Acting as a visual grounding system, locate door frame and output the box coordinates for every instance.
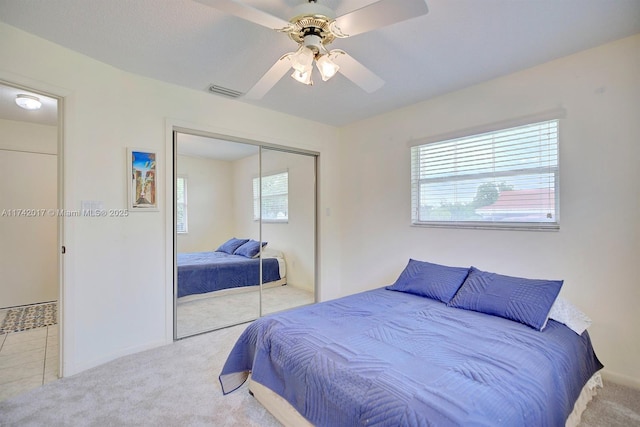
[0,76,66,377]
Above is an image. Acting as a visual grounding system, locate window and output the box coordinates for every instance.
[411,119,559,230]
[176,176,188,233]
[253,171,288,222]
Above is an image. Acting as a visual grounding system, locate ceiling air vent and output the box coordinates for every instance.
[207,84,243,98]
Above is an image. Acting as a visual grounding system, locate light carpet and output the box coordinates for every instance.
[0,302,57,334]
[1,322,639,426]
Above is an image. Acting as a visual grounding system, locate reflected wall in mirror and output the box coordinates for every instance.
[175,133,261,338]
[259,147,316,316]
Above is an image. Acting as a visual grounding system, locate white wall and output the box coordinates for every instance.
[338,35,640,387]
[176,154,234,253]
[0,118,57,154]
[0,22,341,376]
[0,119,58,307]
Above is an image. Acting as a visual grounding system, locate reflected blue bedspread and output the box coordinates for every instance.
[177,252,281,298]
[220,288,602,426]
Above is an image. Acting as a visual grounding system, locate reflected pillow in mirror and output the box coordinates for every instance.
[234,240,267,258]
[215,238,249,255]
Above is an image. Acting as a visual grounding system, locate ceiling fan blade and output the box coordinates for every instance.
[195,0,290,30]
[333,0,428,38]
[244,55,292,100]
[334,52,384,93]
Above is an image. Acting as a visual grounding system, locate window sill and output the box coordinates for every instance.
[411,221,559,232]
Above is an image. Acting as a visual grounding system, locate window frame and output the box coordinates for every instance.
[410,118,561,231]
[176,175,188,234]
[253,170,289,223]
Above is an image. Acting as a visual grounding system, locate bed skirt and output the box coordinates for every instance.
[565,372,603,427]
[249,371,604,427]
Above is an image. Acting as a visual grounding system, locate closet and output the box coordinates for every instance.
[173,131,317,339]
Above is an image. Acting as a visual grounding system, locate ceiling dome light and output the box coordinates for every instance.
[15,94,42,110]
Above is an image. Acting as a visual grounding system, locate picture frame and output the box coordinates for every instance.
[127,148,159,212]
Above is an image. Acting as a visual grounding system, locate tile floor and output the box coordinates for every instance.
[0,311,59,401]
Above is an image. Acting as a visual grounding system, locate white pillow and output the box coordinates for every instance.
[256,247,284,259]
[548,296,592,335]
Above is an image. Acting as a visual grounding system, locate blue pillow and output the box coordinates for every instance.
[234,240,267,258]
[215,238,249,255]
[447,266,563,331]
[386,259,470,303]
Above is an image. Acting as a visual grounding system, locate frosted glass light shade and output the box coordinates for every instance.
[289,46,314,72]
[316,54,340,81]
[291,68,313,85]
[15,94,42,110]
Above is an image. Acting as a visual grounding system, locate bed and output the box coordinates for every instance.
[177,246,286,299]
[219,261,603,426]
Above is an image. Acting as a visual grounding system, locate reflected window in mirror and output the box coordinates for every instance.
[176,175,188,234]
[253,170,288,223]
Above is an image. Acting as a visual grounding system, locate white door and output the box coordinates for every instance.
[0,150,58,308]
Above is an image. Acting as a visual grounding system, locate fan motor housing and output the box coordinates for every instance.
[288,2,336,47]
[302,34,323,52]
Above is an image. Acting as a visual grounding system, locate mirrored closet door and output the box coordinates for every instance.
[259,147,316,316]
[173,131,316,339]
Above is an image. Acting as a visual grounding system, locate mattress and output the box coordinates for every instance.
[220,287,603,426]
[177,251,283,298]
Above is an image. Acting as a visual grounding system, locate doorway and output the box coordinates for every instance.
[0,81,63,399]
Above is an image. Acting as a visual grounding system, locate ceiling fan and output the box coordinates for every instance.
[196,0,429,99]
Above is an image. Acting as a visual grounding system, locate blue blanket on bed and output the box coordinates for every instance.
[220,288,602,426]
[177,251,281,298]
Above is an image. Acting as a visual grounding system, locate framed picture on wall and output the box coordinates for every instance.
[127,148,159,212]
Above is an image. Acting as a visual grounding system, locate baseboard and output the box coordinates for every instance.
[64,338,168,377]
[601,369,640,390]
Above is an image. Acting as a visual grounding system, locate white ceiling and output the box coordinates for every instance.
[0,0,639,127]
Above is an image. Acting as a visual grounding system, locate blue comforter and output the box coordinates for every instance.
[177,251,281,298]
[220,288,602,426]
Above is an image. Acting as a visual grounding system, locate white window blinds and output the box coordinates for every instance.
[411,119,559,230]
[176,176,188,233]
[253,171,288,222]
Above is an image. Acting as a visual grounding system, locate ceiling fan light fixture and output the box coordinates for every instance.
[316,55,338,81]
[291,68,313,85]
[200,0,428,98]
[316,50,342,81]
[15,94,42,110]
[289,45,314,72]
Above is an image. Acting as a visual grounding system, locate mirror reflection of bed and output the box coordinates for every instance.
[176,240,314,337]
[174,132,316,339]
